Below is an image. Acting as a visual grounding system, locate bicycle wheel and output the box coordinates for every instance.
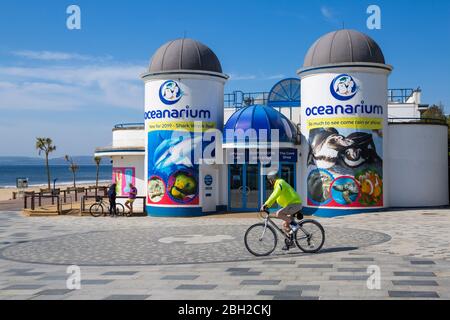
[115,203,125,216]
[90,203,104,217]
[244,223,278,257]
[294,220,325,253]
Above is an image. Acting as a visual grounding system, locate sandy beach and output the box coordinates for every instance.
[0,182,109,202]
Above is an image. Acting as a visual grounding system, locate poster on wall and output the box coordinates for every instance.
[305,73,384,208]
[112,167,135,197]
[147,131,201,206]
[145,79,221,207]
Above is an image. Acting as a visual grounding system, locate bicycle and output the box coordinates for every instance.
[244,209,325,256]
[89,196,127,217]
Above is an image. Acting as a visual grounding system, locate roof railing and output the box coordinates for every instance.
[114,123,145,129]
[388,117,447,125]
[225,91,269,109]
[387,88,415,104]
[226,88,419,108]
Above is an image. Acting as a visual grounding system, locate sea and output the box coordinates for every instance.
[0,165,113,188]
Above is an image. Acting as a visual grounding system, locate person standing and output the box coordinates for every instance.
[125,183,137,216]
[108,183,117,217]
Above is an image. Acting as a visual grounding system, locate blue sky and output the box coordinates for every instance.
[0,0,449,156]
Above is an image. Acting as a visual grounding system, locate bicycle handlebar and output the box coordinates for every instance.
[258,209,270,219]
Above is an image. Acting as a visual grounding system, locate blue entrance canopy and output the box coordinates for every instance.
[224,104,298,144]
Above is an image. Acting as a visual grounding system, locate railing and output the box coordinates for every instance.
[388,88,415,104]
[24,192,63,214]
[80,195,147,215]
[22,186,108,214]
[225,91,270,109]
[114,123,145,129]
[225,89,417,109]
[388,117,447,125]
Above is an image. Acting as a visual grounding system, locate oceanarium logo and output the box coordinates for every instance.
[304,74,382,116]
[330,74,358,101]
[159,80,184,105]
[146,81,210,120]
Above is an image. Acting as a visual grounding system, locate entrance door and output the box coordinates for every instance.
[229,164,260,212]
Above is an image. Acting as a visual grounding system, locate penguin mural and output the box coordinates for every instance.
[298,30,392,216]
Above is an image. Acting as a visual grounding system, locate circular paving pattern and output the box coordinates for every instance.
[0,225,391,266]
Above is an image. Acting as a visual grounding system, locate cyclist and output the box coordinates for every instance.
[261,171,303,251]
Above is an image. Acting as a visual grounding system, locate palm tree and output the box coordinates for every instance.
[65,155,79,188]
[35,138,56,190]
[94,156,102,196]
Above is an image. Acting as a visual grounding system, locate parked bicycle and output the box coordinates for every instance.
[244,209,325,256]
[89,196,127,217]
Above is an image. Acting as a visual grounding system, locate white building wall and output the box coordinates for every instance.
[113,129,145,148]
[388,103,420,119]
[388,124,449,207]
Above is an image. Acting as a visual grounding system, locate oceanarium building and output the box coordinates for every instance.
[95,30,449,217]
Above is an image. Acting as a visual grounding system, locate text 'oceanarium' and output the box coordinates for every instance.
[305,103,383,116]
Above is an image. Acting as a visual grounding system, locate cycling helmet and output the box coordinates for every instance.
[267,170,278,182]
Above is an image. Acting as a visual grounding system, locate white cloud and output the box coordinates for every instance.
[320,6,335,20]
[0,50,148,155]
[0,64,146,111]
[229,73,257,81]
[12,50,112,62]
[265,74,285,80]
[2,50,286,113]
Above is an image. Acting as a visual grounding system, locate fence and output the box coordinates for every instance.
[388,88,415,104]
[388,117,447,125]
[80,195,147,215]
[23,192,64,214]
[22,186,109,214]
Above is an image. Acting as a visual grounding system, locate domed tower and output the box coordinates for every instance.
[297,30,392,217]
[142,38,228,217]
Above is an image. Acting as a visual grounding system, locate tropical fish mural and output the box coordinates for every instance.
[357,170,383,206]
[169,171,198,202]
[147,131,201,205]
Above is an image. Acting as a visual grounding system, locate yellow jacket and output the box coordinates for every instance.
[264,179,302,208]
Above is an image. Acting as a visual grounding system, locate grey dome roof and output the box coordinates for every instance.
[303,29,385,67]
[148,38,223,74]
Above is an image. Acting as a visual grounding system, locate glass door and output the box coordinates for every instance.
[245,165,260,210]
[229,164,244,210]
[228,164,260,212]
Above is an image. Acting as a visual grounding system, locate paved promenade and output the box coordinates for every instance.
[0,207,449,300]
